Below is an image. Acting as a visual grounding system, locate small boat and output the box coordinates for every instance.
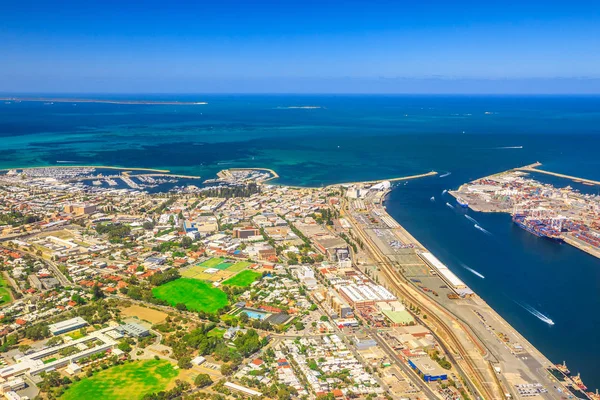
[430,196,435,202]
[456,197,469,208]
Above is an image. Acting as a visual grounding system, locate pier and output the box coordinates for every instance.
[326,171,438,188]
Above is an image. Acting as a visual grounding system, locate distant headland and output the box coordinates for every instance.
[0,97,207,105]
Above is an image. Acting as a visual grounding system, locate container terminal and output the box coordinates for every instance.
[450,164,600,259]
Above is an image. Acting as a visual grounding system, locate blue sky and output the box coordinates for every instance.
[1,0,599,93]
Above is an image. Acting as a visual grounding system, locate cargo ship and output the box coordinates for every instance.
[456,197,469,208]
[512,214,564,242]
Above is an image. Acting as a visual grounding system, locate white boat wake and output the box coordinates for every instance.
[517,302,555,326]
[275,106,322,109]
[495,146,523,149]
[474,224,492,235]
[461,263,485,279]
[465,215,479,224]
[446,202,454,209]
[439,172,451,178]
[442,189,448,195]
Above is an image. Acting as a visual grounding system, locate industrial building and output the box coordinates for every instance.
[337,282,396,309]
[408,357,448,382]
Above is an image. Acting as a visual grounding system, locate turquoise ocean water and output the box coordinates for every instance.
[2,94,600,386]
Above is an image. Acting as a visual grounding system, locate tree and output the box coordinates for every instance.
[220,363,233,376]
[178,356,192,369]
[194,373,213,388]
[143,221,155,230]
[92,283,104,300]
[117,341,132,353]
[239,312,249,324]
[181,236,193,248]
[294,322,305,331]
[286,252,298,265]
[320,315,329,322]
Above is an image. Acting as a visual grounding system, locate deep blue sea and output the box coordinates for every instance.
[2,94,600,387]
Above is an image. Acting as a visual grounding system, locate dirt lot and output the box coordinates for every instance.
[121,305,168,324]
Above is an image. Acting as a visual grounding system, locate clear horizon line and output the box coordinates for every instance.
[2,92,600,96]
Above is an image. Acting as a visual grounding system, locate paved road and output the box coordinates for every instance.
[366,327,439,399]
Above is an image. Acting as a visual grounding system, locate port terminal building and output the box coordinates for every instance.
[419,252,474,298]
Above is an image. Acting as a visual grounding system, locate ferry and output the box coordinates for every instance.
[456,197,469,208]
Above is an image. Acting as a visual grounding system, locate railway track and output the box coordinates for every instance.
[341,201,500,400]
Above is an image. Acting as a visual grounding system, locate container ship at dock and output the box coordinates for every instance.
[512,214,564,242]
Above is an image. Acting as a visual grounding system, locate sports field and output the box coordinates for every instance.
[199,257,233,270]
[180,265,235,282]
[152,278,229,313]
[181,259,254,281]
[228,261,254,272]
[0,275,12,305]
[222,270,262,287]
[61,359,179,400]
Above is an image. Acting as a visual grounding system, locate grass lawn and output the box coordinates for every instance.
[152,278,229,313]
[65,329,85,340]
[222,270,262,287]
[207,327,225,338]
[61,359,178,400]
[0,275,12,305]
[228,261,254,272]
